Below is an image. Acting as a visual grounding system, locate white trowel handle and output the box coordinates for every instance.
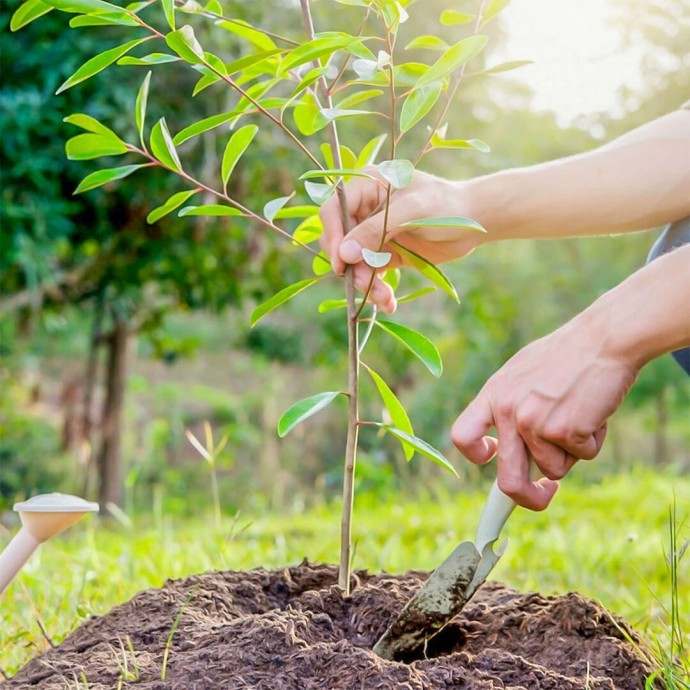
[474,481,517,554]
[0,528,40,595]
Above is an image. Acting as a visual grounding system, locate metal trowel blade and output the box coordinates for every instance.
[373,540,481,661]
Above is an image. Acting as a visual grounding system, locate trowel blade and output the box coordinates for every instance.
[373,540,481,661]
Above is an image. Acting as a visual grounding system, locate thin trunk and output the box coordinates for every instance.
[97,316,129,510]
[81,293,104,496]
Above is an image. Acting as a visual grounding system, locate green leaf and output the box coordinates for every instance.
[415,35,488,88]
[293,215,323,244]
[63,113,119,138]
[381,426,457,476]
[383,267,400,290]
[357,134,387,167]
[273,205,319,219]
[400,81,442,133]
[65,133,128,160]
[439,10,474,25]
[320,144,357,171]
[312,252,332,276]
[378,159,414,189]
[178,205,245,217]
[279,36,356,75]
[221,124,258,190]
[317,108,373,127]
[56,38,148,94]
[397,286,436,304]
[375,320,443,377]
[217,19,277,51]
[304,181,334,206]
[405,35,449,51]
[150,118,182,171]
[205,0,221,13]
[74,164,143,194]
[392,242,459,303]
[362,249,392,268]
[364,366,414,460]
[166,25,204,63]
[263,193,294,223]
[147,189,198,224]
[277,392,342,438]
[173,111,238,145]
[400,216,486,232]
[118,53,180,66]
[430,134,490,152]
[10,0,53,31]
[481,0,511,26]
[335,89,384,109]
[250,278,320,327]
[318,298,348,313]
[135,70,152,148]
[478,60,533,75]
[43,0,124,13]
[161,0,174,29]
[69,10,138,26]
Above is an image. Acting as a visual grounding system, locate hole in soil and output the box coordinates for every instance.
[393,623,467,664]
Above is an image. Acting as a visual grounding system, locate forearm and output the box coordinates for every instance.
[463,110,690,242]
[573,244,690,369]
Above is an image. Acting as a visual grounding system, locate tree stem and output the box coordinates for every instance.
[300,0,359,595]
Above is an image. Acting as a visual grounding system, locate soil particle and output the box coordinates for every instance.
[9,561,654,689]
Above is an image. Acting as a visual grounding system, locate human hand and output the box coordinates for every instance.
[318,169,486,313]
[450,318,638,510]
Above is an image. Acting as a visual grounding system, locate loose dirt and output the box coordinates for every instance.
[9,561,654,689]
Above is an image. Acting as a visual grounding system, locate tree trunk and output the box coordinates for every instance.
[97,316,129,510]
[653,390,669,467]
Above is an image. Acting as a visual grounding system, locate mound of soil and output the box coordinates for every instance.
[10,561,654,689]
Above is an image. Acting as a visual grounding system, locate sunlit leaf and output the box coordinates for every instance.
[135,70,151,148]
[304,181,334,206]
[65,133,128,160]
[400,216,486,232]
[414,35,488,88]
[400,81,442,133]
[277,391,342,437]
[320,144,357,171]
[161,0,174,29]
[217,19,277,51]
[150,118,182,171]
[221,124,258,190]
[147,189,199,224]
[43,0,125,14]
[392,243,459,303]
[293,215,323,244]
[250,278,320,327]
[173,111,239,145]
[397,286,436,304]
[439,9,474,25]
[405,35,449,51]
[10,0,53,31]
[381,426,457,475]
[364,366,414,460]
[69,11,138,26]
[63,113,119,138]
[312,252,332,276]
[279,35,357,75]
[179,205,245,217]
[430,133,490,152]
[74,164,143,194]
[478,60,533,75]
[352,58,378,79]
[335,89,384,109]
[299,168,375,182]
[205,0,221,13]
[357,134,387,167]
[56,38,148,94]
[274,205,320,219]
[263,193,294,223]
[318,298,348,313]
[383,268,400,290]
[166,25,204,63]
[377,159,414,189]
[118,53,180,65]
[481,0,511,26]
[375,320,442,377]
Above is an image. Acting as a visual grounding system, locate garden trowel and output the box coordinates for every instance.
[373,480,519,661]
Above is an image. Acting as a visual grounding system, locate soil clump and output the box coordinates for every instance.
[9,561,654,689]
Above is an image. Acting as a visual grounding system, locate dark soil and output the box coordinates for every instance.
[9,561,654,689]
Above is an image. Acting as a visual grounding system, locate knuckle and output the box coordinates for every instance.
[497,474,523,498]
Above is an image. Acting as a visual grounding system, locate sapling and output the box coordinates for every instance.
[11,0,517,595]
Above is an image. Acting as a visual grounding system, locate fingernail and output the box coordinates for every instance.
[339,239,362,264]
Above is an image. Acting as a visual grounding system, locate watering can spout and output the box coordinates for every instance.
[0,493,99,595]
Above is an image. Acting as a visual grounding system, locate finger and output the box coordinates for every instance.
[521,433,579,480]
[451,393,499,465]
[542,424,608,461]
[319,195,346,274]
[353,267,397,313]
[496,424,558,511]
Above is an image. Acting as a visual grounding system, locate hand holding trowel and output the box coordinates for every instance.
[373,478,527,661]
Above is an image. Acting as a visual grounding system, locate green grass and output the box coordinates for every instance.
[1,468,688,684]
